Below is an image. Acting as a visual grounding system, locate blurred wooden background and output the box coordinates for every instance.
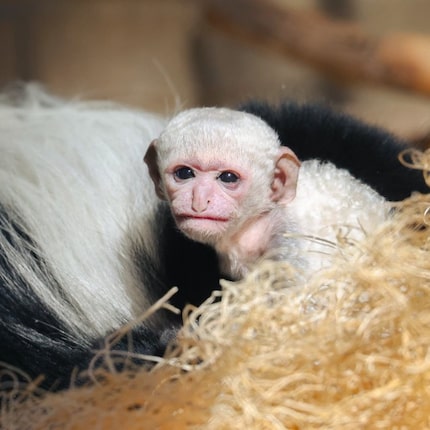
[0,0,429,141]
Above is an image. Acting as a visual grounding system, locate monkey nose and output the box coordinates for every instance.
[192,190,211,212]
[192,198,210,213]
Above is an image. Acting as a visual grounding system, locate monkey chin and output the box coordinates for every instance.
[175,216,229,245]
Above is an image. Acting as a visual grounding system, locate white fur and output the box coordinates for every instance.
[0,89,166,339]
[217,158,389,279]
[285,159,390,273]
[156,107,281,191]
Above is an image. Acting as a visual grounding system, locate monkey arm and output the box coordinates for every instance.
[240,101,428,200]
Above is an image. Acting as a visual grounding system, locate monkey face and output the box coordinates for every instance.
[162,160,251,244]
[144,107,301,255]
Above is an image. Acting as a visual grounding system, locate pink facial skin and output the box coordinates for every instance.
[163,160,251,242]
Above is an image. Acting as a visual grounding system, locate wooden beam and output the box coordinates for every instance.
[206,0,430,96]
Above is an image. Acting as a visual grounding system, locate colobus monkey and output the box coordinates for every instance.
[0,87,426,391]
[145,108,388,279]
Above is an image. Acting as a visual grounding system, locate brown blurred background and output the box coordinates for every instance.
[0,0,429,141]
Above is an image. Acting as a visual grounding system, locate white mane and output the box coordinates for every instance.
[0,87,166,338]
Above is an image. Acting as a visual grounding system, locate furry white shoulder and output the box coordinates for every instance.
[287,159,388,273]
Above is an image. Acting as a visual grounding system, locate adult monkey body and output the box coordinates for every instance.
[0,88,426,391]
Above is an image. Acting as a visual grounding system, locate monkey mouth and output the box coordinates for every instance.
[177,215,229,222]
[175,215,229,243]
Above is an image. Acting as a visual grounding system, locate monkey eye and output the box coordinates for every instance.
[218,171,240,183]
[174,166,195,180]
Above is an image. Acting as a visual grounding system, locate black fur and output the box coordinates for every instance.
[0,205,170,392]
[0,203,218,392]
[156,203,222,309]
[240,101,428,200]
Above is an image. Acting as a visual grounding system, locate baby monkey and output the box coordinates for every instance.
[145,108,388,279]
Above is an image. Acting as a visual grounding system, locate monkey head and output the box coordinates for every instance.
[144,108,300,247]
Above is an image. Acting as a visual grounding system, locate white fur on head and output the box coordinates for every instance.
[153,107,284,215]
[155,107,282,175]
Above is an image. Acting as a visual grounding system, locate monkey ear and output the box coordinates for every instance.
[143,140,166,200]
[270,147,301,204]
